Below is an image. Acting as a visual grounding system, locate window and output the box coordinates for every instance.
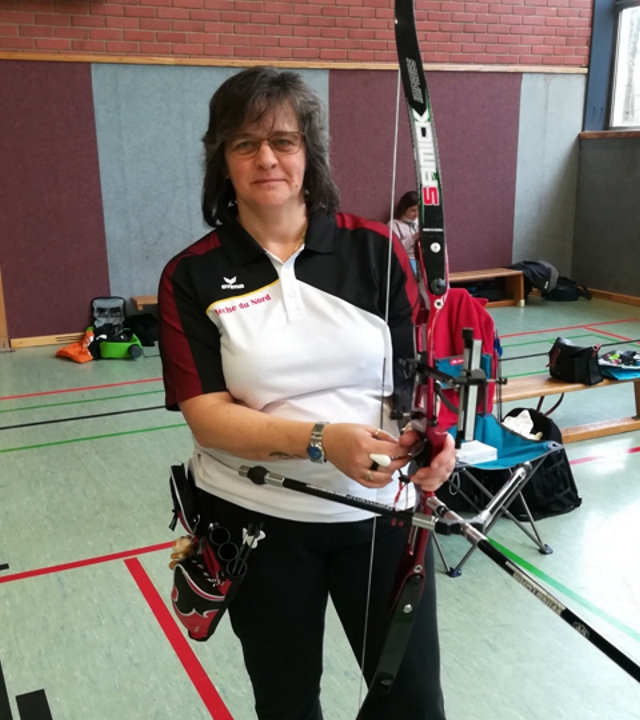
[610,0,640,128]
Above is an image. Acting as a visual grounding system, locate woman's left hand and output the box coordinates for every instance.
[398,430,457,492]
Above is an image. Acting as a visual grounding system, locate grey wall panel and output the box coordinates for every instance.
[573,138,640,295]
[512,74,586,275]
[91,64,328,299]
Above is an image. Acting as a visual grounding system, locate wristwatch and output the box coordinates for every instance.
[306,422,328,463]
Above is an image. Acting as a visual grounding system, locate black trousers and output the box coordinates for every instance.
[204,495,447,720]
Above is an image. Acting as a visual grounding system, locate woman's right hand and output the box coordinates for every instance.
[321,423,411,489]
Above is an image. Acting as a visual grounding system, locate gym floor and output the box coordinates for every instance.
[1,295,639,720]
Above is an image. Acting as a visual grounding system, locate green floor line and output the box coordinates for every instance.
[589,329,640,346]
[505,370,549,379]
[0,422,188,454]
[502,332,592,350]
[490,539,640,644]
[0,389,164,415]
[502,329,639,354]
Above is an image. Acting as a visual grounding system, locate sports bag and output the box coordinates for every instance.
[478,409,582,521]
[507,261,559,296]
[549,337,602,385]
[436,469,480,512]
[168,464,264,642]
[544,277,591,302]
[510,448,582,520]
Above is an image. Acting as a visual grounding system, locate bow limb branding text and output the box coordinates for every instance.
[411,108,441,207]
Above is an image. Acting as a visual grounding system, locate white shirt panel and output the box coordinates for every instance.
[208,268,394,412]
[196,258,415,522]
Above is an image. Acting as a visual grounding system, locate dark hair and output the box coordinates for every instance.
[394,191,419,219]
[201,66,340,226]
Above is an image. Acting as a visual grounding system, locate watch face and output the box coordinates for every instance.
[307,445,324,462]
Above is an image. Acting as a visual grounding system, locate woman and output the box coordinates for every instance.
[389,191,419,272]
[158,67,455,720]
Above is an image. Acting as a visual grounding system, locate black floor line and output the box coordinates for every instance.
[0,660,13,720]
[0,565,8,572]
[16,690,53,720]
[0,406,165,432]
[503,336,640,363]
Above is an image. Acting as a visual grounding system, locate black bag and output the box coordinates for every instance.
[127,313,158,346]
[509,449,582,521]
[479,409,582,521]
[545,277,591,302]
[458,280,506,302]
[549,337,602,385]
[507,261,559,296]
[436,470,481,512]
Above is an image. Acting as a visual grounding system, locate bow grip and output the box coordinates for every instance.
[413,423,448,468]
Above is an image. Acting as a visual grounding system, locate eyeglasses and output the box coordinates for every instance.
[227,131,304,159]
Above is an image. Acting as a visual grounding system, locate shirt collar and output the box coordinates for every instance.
[217,210,338,266]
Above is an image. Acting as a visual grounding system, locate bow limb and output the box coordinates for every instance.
[395,0,448,457]
[355,2,449,716]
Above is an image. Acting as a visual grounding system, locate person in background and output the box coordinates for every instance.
[158,66,455,720]
[389,190,419,273]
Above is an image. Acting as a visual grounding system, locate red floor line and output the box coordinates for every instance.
[570,445,640,465]
[500,318,639,339]
[2,444,638,586]
[0,377,163,402]
[0,540,173,585]
[583,326,640,343]
[125,557,234,720]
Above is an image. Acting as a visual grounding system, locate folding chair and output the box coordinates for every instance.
[426,288,558,577]
[433,414,558,577]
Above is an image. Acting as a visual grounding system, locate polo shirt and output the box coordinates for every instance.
[159,210,420,522]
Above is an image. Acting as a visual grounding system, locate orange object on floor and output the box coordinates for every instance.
[55,329,95,364]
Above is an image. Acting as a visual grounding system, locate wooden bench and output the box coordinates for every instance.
[450,268,525,308]
[131,295,158,312]
[135,270,524,311]
[498,375,640,443]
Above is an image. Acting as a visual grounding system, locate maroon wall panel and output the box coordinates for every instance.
[329,70,521,272]
[0,61,109,339]
[329,70,416,225]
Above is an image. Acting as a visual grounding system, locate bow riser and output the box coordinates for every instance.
[412,241,449,461]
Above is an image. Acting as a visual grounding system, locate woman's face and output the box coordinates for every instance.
[404,204,419,221]
[224,103,307,215]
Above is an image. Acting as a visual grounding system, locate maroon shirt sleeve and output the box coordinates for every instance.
[158,239,227,411]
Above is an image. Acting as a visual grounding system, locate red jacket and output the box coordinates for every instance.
[433,288,496,429]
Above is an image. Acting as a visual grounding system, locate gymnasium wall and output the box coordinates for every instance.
[91,64,328,300]
[0,60,111,339]
[0,0,591,340]
[0,0,591,67]
[512,72,585,272]
[572,135,640,296]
